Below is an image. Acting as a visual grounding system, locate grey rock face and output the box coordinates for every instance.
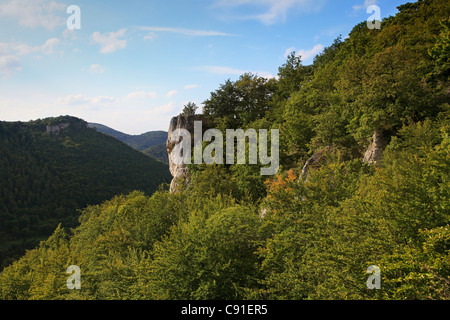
[301,146,332,178]
[46,122,70,135]
[166,114,203,193]
[363,128,389,165]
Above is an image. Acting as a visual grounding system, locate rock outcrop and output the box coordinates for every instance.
[45,117,89,136]
[46,122,70,135]
[166,114,203,193]
[301,146,332,179]
[363,128,390,165]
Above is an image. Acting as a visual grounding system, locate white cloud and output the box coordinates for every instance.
[8,43,39,56]
[1,38,60,57]
[0,55,22,78]
[297,44,324,61]
[353,0,378,12]
[197,65,275,79]
[0,93,177,134]
[138,26,234,37]
[256,72,276,79]
[0,0,66,30]
[56,94,119,109]
[126,91,157,99]
[214,0,327,25]
[167,90,178,97]
[41,38,60,55]
[91,29,127,54]
[89,64,105,74]
[143,32,157,40]
[184,84,201,89]
[62,28,78,41]
[57,90,162,110]
[198,65,247,75]
[284,44,324,63]
[91,96,117,105]
[283,46,296,58]
[56,91,163,110]
[56,94,92,106]
[0,44,9,55]
[151,101,176,115]
[0,38,60,76]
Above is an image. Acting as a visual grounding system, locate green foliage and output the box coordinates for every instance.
[252,120,448,299]
[181,102,199,117]
[187,164,238,199]
[428,18,450,86]
[89,122,168,163]
[276,52,314,101]
[1,119,448,299]
[0,116,171,269]
[143,143,169,164]
[203,73,277,129]
[379,225,450,300]
[1,0,449,300]
[89,123,168,152]
[147,204,262,300]
[0,225,71,300]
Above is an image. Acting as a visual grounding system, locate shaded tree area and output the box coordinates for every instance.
[0,116,171,269]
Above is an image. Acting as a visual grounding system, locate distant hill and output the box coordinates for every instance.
[86,123,131,141]
[88,123,168,163]
[1,0,449,301]
[143,144,169,164]
[0,116,172,269]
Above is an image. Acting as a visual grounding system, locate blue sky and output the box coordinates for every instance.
[0,0,407,134]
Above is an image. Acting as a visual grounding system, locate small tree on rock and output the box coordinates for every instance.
[181,102,198,117]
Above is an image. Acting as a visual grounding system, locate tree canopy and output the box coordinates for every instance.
[1,0,449,300]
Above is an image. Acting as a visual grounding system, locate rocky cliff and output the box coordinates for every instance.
[166,114,204,193]
[45,117,89,135]
[46,122,71,135]
[363,128,390,165]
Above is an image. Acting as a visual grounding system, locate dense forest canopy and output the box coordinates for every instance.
[88,123,169,163]
[0,0,448,300]
[0,116,171,269]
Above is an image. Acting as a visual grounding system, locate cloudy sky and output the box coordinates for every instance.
[0,0,405,134]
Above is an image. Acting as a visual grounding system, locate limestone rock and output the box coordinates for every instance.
[166,114,203,193]
[46,122,70,135]
[301,146,332,178]
[363,128,389,165]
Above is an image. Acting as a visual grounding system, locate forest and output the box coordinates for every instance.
[0,0,448,300]
[0,116,171,269]
[88,122,169,163]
